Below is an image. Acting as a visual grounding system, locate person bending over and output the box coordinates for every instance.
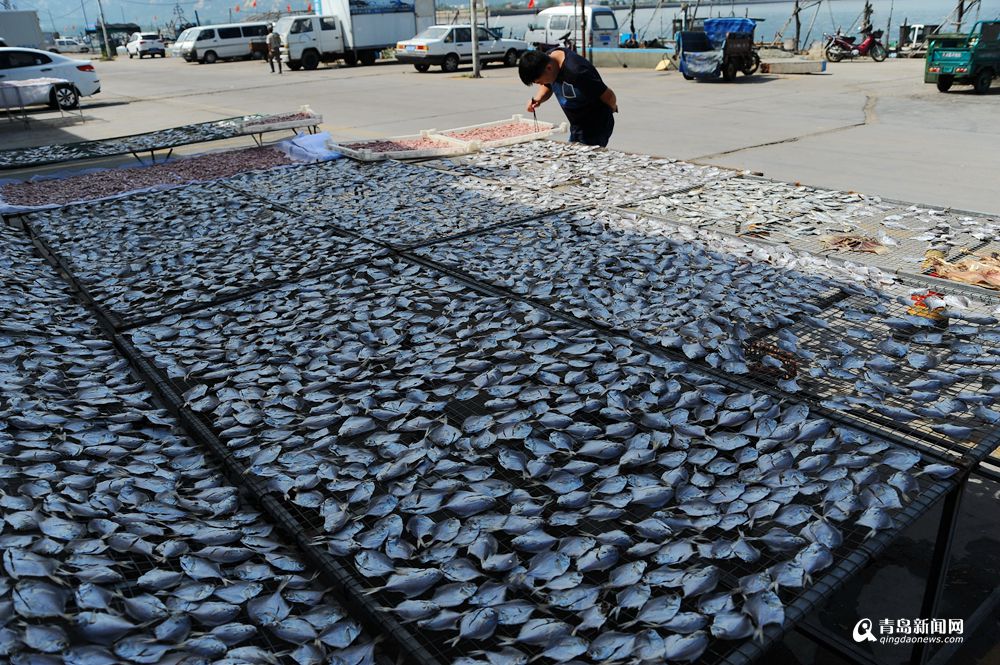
[520,48,618,147]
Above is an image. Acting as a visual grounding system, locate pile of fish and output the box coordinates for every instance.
[884,206,1000,253]
[130,257,956,664]
[0,224,378,665]
[4,135,993,664]
[417,208,1000,444]
[636,179,895,238]
[820,234,889,255]
[1,147,293,209]
[227,159,572,247]
[442,122,551,143]
[25,182,387,325]
[636,178,1000,278]
[340,137,462,153]
[0,226,97,337]
[424,142,731,206]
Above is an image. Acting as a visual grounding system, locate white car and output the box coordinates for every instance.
[126,32,166,59]
[395,25,526,73]
[0,47,100,109]
[49,38,90,54]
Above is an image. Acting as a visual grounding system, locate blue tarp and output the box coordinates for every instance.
[704,17,756,49]
[682,51,724,77]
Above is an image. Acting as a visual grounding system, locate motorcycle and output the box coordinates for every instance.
[532,31,577,53]
[824,27,887,62]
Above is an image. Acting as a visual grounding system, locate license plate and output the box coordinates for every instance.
[406,45,416,51]
[941,51,963,58]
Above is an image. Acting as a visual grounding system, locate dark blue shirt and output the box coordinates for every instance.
[544,47,611,126]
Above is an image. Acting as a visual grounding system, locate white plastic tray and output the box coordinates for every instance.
[331,131,475,162]
[435,115,569,149]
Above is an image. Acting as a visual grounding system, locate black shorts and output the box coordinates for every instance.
[569,112,615,147]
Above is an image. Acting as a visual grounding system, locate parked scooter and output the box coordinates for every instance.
[532,31,577,53]
[824,26,887,62]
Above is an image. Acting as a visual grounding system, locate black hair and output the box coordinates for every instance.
[518,50,551,86]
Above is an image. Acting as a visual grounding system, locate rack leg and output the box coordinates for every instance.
[795,619,883,665]
[909,480,966,665]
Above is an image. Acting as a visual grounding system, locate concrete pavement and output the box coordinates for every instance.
[2,54,997,214]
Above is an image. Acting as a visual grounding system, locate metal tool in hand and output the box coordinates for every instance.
[532,108,539,132]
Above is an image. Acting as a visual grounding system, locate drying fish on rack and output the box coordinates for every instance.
[420,207,1000,441]
[130,257,955,663]
[422,140,730,205]
[0,113,306,170]
[637,178,894,240]
[1,147,293,209]
[820,234,890,254]
[926,253,1000,289]
[23,182,386,325]
[0,226,379,665]
[228,158,572,246]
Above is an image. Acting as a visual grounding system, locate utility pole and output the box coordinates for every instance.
[470,0,481,77]
[956,0,965,31]
[862,0,873,31]
[96,0,114,59]
[80,0,91,30]
[579,0,586,59]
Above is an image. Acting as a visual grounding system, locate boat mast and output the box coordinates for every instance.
[793,0,801,52]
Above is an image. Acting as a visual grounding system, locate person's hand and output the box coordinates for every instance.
[527,98,541,113]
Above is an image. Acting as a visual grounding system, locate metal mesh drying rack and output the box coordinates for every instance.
[5,145,999,665]
[0,113,321,170]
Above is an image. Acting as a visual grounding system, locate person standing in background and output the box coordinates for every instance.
[266,25,283,74]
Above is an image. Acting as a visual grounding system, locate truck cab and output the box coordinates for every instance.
[278,2,431,71]
[276,15,347,70]
[925,20,1000,94]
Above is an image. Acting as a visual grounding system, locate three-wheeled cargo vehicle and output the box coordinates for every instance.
[925,20,1000,94]
[677,17,760,82]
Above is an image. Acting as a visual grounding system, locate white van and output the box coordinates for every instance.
[171,22,268,63]
[49,38,90,53]
[523,6,619,51]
